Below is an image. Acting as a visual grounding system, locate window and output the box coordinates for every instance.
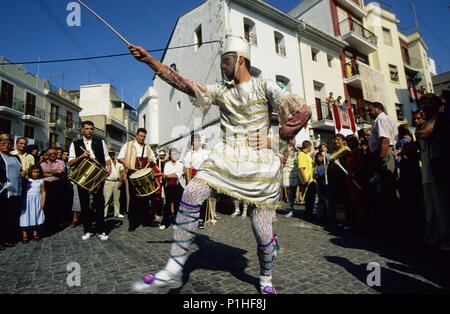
[395,103,404,120]
[0,118,11,133]
[25,92,36,116]
[311,48,319,62]
[243,18,257,46]
[276,75,291,92]
[389,64,399,82]
[177,101,181,111]
[49,133,58,147]
[274,32,286,56]
[383,27,392,45]
[194,25,202,50]
[66,112,73,128]
[50,104,59,123]
[142,114,146,127]
[327,55,333,68]
[0,80,14,107]
[24,125,34,139]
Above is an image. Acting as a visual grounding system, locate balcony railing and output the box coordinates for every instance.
[339,18,378,46]
[312,103,333,122]
[24,107,45,120]
[1,98,25,112]
[344,61,360,79]
[402,55,422,69]
[353,106,374,125]
[244,32,258,46]
[276,45,286,57]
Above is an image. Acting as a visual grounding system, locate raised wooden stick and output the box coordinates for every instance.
[76,0,131,46]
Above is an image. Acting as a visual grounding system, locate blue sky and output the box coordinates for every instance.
[1,0,448,109]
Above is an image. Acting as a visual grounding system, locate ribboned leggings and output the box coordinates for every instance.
[169,178,278,276]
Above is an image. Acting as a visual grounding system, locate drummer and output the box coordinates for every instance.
[68,121,111,241]
[118,128,157,232]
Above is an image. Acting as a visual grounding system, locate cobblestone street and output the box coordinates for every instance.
[1,207,449,294]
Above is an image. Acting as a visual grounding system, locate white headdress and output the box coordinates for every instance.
[223,35,251,60]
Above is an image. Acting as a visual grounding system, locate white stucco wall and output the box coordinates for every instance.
[152,0,223,147]
[367,5,409,121]
[299,38,345,116]
[229,2,303,95]
[78,84,112,117]
[288,0,334,36]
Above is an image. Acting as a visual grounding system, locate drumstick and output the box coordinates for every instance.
[76,0,131,46]
[80,146,102,167]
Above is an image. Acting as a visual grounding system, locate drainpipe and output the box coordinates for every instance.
[297,21,307,100]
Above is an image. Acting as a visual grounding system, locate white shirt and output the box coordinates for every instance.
[68,137,111,162]
[107,160,124,181]
[163,160,184,179]
[183,148,209,169]
[369,112,398,153]
[117,141,154,160]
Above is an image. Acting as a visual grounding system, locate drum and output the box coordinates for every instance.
[69,158,109,193]
[129,168,160,197]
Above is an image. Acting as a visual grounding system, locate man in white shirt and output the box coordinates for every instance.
[183,135,215,229]
[118,128,156,232]
[104,151,125,218]
[68,121,111,241]
[368,102,399,234]
[183,135,209,183]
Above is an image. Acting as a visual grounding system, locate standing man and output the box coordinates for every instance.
[104,151,125,219]
[11,137,35,174]
[129,36,311,294]
[118,128,156,232]
[183,134,210,229]
[68,121,111,241]
[368,102,399,234]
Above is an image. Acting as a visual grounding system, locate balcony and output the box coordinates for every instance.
[336,0,367,18]
[64,120,81,137]
[0,98,24,118]
[310,103,335,131]
[339,18,378,55]
[403,55,422,74]
[343,61,362,89]
[106,137,124,151]
[22,107,45,125]
[48,114,66,130]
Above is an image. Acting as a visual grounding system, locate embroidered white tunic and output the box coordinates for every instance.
[157,66,311,209]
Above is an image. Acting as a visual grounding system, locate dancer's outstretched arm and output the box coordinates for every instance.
[129,44,196,97]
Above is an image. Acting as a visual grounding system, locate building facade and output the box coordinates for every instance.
[138,0,347,153]
[289,0,435,127]
[75,84,138,153]
[1,55,47,150]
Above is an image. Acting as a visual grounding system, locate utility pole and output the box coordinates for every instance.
[412,3,420,33]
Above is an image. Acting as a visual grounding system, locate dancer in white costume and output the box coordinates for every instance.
[129,36,311,294]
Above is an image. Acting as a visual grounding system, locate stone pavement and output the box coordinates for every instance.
[0,207,449,294]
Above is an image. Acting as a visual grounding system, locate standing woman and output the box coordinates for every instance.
[0,133,23,249]
[160,148,184,230]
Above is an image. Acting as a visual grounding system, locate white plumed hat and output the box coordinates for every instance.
[223,35,251,60]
